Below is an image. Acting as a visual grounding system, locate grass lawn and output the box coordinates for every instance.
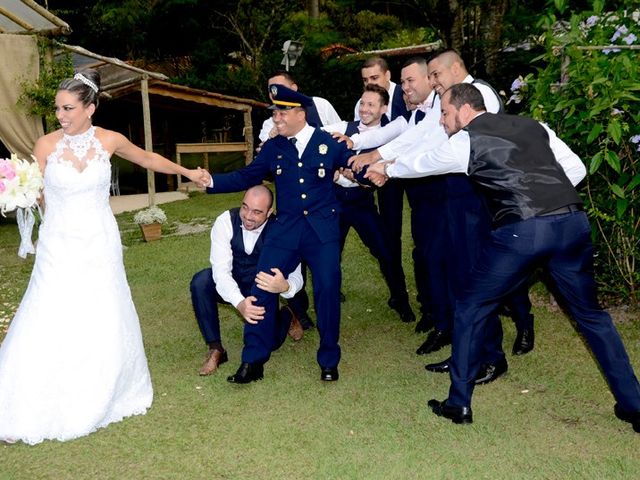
[1,191,639,479]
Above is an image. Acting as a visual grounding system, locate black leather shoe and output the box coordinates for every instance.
[512,328,535,355]
[299,313,315,330]
[475,358,508,385]
[428,399,473,424]
[416,329,451,355]
[414,314,435,333]
[388,297,416,323]
[320,367,339,381]
[614,403,640,433]
[227,362,264,384]
[425,357,450,373]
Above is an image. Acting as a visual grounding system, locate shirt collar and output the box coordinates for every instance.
[287,123,315,153]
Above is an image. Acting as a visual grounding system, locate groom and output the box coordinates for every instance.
[199,85,359,383]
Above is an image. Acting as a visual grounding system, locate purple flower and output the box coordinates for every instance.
[510,76,526,92]
[623,33,637,45]
[586,16,599,28]
[603,48,621,54]
[611,25,629,42]
[631,135,640,151]
[611,108,623,116]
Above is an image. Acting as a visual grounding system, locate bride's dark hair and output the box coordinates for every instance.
[58,69,101,108]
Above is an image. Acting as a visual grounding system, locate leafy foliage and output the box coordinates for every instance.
[516,0,640,303]
[18,39,74,133]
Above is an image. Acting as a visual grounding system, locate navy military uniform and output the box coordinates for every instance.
[207,86,355,372]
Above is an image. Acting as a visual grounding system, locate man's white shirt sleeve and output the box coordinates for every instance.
[387,130,470,178]
[210,211,245,308]
[542,123,586,186]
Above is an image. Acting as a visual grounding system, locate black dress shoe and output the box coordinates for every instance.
[428,399,473,424]
[320,367,339,381]
[614,403,640,433]
[387,298,416,323]
[512,328,535,355]
[425,357,450,373]
[299,313,315,330]
[416,329,451,355]
[414,314,435,333]
[227,362,264,384]
[474,358,508,385]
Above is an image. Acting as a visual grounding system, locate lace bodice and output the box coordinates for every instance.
[44,126,112,218]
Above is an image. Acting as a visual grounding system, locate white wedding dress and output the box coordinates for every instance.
[0,126,153,445]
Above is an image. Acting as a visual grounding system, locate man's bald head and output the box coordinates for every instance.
[240,185,274,231]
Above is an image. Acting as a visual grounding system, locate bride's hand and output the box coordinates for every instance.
[187,167,211,188]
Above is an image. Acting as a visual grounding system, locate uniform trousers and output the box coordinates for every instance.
[190,268,291,352]
[448,211,640,412]
[242,223,342,369]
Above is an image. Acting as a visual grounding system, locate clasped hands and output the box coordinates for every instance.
[186,167,212,189]
[237,268,289,324]
[346,150,392,188]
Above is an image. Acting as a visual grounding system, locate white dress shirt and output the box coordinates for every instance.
[210,210,303,308]
[387,113,587,186]
[350,90,439,155]
[381,75,505,175]
[259,96,342,142]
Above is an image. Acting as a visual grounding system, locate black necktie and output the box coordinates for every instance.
[289,137,297,146]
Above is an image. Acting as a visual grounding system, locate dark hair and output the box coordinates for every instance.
[363,84,390,106]
[427,48,466,70]
[58,69,101,107]
[268,70,296,85]
[362,56,389,72]
[444,83,486,111]
[401,56,427,70]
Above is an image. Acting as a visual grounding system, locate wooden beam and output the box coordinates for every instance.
[141,76,156,206]
[147,86,252,111]
[55,42,168,80]
[243,110,254,165]
[176,143,248,154]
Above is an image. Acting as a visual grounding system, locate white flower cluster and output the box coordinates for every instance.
[133,205,167,225]
[0,154,44,216]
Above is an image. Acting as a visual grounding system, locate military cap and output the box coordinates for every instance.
[268,84,313,110]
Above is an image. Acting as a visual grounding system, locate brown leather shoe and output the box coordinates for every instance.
[198,348,228,376]
[283,306,304,341]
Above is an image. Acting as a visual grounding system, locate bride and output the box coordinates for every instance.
[0,69,207,445]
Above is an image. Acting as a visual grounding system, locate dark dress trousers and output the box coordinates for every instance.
[447,113,640,413]
[190,209,290,352]
[336,121,408,304]
[207,128,354,369]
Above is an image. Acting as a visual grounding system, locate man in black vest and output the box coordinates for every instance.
[367,83,640,432]
[352,56,408,123]
[190,185,304,378]
[324,84,414,322]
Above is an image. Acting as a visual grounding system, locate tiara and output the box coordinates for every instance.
[73,73,99,93]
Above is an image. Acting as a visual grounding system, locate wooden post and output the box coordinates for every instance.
[243,108,254,165]
[141,75,156,206]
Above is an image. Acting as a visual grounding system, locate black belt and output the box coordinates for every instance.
[538,204,583,217]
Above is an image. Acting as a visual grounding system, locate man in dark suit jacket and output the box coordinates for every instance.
[200,85,357,383]
[189,185,304,377]
[367,83,640,432]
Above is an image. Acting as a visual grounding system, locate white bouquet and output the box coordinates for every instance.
[0,153,44,258]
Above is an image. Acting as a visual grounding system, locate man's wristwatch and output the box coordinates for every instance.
[383,162,391,178]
